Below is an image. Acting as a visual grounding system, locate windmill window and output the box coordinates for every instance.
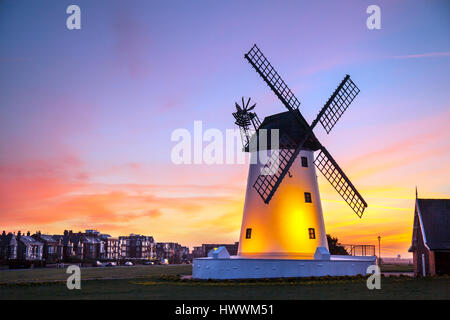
[304,192,312,203]
[301,156,308,167]
[246,228,252,239]
[308,228,316,239]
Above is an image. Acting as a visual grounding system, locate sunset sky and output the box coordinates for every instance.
[1,0,449,257]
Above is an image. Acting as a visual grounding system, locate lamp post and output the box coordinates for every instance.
[377,236,381,266]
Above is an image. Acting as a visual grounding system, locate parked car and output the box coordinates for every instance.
[104,262,117,267]
[144,261,154,265]
[124,261,133,266]
[94,261,102,267]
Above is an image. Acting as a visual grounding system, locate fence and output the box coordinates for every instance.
[341,244,376,256]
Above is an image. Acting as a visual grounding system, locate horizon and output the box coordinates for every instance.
[1,0,450,259]
[0,225,417,259]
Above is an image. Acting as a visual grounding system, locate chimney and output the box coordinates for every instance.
[27,231,30,236]
[2,230,5,236]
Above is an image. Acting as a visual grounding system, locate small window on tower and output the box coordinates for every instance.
[245,228,252,239]
[308,228,316,239]
[304,192,312,203]
[301,156,308,167]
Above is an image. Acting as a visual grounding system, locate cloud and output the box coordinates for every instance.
[147,209,162,218]
[392,51,450,59]
[112,8,152,79]
[0,157,244,246]
[342,109,450,181]
[0,154,88,212]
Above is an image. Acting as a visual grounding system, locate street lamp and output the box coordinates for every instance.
[377,236,381,266]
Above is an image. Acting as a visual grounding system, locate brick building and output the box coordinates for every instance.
[32,232,63,262]
[156,242,189,263]
[16,232,43,261]
[105,237,121,260]
[119,234,155,260]
[409,197,450,276]
[0,231,17,260]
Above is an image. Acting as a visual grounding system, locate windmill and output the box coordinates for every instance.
[192,44,376,279]
[234,44,367,259]
[232,97,261,151]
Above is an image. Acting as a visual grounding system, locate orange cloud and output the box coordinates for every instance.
[147,209,162,218]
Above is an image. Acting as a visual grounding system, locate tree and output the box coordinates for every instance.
[327,234,349,255]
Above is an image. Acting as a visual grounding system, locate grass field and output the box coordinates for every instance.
[380,264,414,272]
[0,265,191,284]
[0,265,448,300]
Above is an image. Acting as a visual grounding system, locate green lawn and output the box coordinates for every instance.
[380,264,414,272]
[0,265,191,284]
[0,265,448,300]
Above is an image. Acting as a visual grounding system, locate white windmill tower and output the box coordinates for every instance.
[193,45,375,279]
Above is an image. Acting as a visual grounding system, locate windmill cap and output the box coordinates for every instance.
[247,110,321,152]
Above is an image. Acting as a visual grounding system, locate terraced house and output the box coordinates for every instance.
[33,232,63,262]
[0,231,17,260]
[16,232,43,261]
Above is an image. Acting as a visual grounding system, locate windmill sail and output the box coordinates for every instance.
[314,146,367,218]
[245,44,301,112]
[312,75,360,134]
[253,133,298,203]
[245,44,367,214]
[245,45,311,203]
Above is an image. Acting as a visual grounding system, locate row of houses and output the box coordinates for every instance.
[0,229,189,264]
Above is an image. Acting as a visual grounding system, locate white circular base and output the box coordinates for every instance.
[193,255,377,279]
